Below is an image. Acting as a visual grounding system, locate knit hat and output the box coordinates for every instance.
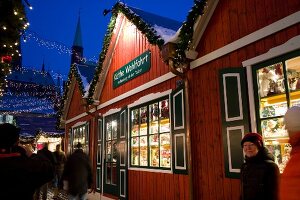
[284,106,300,133]
[241,133,263,149]
[0,123,20,149]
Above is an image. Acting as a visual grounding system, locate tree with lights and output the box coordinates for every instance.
[0,0,29,96]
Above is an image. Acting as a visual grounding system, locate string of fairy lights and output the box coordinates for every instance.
[23,30,100,64]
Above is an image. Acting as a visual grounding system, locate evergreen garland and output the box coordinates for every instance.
[58,1,207,128]
[173,0,207,67]
[56,63,85,128]
[87,2,166,104]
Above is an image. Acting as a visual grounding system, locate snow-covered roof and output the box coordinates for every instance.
[127,6,181,42]
[76,62,97,97]
[59,2,183,125]
[7,68,55,86]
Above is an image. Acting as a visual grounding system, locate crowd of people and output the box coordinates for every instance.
[0,106,299,200]
[0,123,92,200]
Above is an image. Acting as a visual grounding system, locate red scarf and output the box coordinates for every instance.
[0,151,21,158]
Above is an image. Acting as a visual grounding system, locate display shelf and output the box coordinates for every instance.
[260,90,300,104]
[264,137,289,143]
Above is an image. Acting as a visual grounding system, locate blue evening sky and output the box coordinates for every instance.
[21,0,194,80]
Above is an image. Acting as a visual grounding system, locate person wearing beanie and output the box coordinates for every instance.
[0,123,54,200]
[279,106,300,200]
[240,132,280,200]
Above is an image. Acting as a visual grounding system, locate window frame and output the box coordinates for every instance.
[129,95,172,170]
[252,50,300,172]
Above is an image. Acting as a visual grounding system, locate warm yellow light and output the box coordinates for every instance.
[14,11,18,15]
[3,26,7,30]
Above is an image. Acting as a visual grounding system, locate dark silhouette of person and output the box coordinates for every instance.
[35,142,56,200]
[0,123,54,200]
[62,142,92,200]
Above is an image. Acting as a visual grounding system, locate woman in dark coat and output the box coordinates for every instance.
[240,133,280,200]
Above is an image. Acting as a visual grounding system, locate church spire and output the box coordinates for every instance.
[73,16,83,47]
[71,15,84,65]
[42,58,45,73]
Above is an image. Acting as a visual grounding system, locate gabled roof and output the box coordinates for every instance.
[76,62,97,97]
[58,61,97,127]
[86,2,181,104]
[127,6,181,42]
[58,2,186,127]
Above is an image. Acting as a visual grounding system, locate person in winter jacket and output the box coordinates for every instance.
[35,142,57,200]
[0,123,54,200]
[279,106,300,200]
[53,144,66,199]
[240,132,280,200]
[62,142,92,200]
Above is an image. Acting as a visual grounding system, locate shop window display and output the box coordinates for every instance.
[255,54,300,172]
[72,124,89,153]
[130,98,171,169]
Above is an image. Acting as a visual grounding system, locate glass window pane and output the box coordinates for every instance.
[257,64,288,118]
[150,134,159,167]
[131,109,139,126]
[261,118,288,138]
[159,100,169,119]
[106,163,111,184]
[140,136,148,166]
[160,133,171,168]
[112,141,118,162]
[140,106,148,124]
[106,142,111,162]
[150,103,159,122]
[286,56,300,106]
[112,120,118,139]
[107,122,112,140]
[131,137,139,166]
[140,124,147,136]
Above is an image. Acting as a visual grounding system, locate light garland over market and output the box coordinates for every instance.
[0,0,32,95]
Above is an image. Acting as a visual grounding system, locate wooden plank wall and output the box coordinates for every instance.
[128,170,189,200]
[189,0,300,199]
[66,81,86,119]
[98,79,188,200]
[99,18,170,103]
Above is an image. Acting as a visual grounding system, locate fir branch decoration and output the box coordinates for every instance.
[173,0,207,67]
[87,2,166,104]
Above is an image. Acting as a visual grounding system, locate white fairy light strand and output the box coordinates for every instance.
[23,30,100,64]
